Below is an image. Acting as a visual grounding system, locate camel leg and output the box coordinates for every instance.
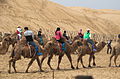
[76,55,81,69]
[8,59,13,73]
[114,55,118,67]
[88,53,94,67]
[81,57,86,68]
[47,54,54,70]
[57,54,64,70]
[36,56,44,72]
[76,54,85,69]
[109,54,114,67]
[25,58,36,73]
[93,55,96,66]
[12,61,17,73]
[65,52,75,69]
[8,58,18,73]
[41,54,48,70]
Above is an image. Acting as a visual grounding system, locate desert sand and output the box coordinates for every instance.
[0,0,120,34]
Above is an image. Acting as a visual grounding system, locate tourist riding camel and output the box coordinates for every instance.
[83,29,97,52]
[54,27,66,51]
[38,28,44,46]
[16,26,22,40]
[24,27,42,55]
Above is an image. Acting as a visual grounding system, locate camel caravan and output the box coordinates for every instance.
[0,27,120,73]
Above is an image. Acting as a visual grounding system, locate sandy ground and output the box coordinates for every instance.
[0,0,120,34]
[0,46,120,79]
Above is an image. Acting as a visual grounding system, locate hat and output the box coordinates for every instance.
[87,28,90,31]
[18,26,21,28]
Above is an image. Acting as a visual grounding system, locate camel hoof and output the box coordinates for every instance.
[57,67,60,70]
[83,66,86,68]
[40,70,44,72]
[76,67,79,69]
[93,63,96,66]
[71,66,75,69]
[25,70,28,73]
[8,70,11,74]
[88,65,91,68]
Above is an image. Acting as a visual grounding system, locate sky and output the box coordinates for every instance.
[49,0,120,10]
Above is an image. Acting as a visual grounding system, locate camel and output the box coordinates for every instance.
[8,37,44,73]
[40,37,82,70]
[76,40,106,69]
[8,36,60,73]
[109,39,120,67]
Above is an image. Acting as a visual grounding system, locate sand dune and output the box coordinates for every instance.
[0,0,120,34]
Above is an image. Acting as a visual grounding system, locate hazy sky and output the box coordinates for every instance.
[49,0,120,10]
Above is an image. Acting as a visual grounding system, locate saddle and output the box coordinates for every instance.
[24,44,35,58]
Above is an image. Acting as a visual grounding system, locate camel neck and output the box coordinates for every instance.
[96,42,105,52]
[70,41,78,52]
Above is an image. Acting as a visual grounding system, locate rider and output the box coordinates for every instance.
[63,31,69,40]
[78,29,84,39]
[83,29,97,52]
[24,27,42,56]
[38,28,44,45]
[16,26,22,40]
[54,27,66,51]
[63,31,72,44]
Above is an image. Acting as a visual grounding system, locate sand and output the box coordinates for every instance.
[0,0,120,34]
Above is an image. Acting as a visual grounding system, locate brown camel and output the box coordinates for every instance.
[40,37,82,70]
[8,37,44,73]
[8,36,59,73]
[76,40,106,69]
[109,39,120,67]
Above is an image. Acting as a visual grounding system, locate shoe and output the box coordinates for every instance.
[37,52,43,56]
[93,49,97,52]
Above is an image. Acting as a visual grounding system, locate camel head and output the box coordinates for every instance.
[101,41,106,47]
[2,36,12,45]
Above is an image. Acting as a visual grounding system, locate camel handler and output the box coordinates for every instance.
[38,28,44,45]
[83,29,97,52]
[107,40,112,54]
[54,27,66,51]
[16,26,22,40]
[24,27,42,56]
